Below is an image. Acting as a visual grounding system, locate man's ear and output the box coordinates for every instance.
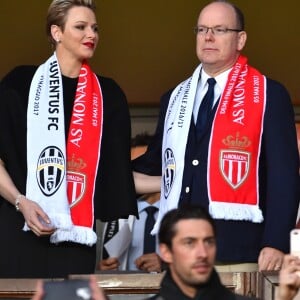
[159,244,173,264]
[237,31,247,51]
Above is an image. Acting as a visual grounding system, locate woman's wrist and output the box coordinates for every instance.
[15,194,26,212]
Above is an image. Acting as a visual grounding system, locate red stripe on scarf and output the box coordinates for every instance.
[66,62,103,228]
[208,55,265,208]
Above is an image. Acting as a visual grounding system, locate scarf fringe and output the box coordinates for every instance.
[50,226,97,246]
[209,202,263,223]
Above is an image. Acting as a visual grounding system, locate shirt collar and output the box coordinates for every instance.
[137,198,160,214]
[200,67,232,98]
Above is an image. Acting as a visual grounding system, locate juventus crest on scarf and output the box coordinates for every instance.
[26,53,103,246]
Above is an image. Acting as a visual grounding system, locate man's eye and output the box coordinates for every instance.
[184,239,195,246]
[215,28,226,33]
[205,238,216,246]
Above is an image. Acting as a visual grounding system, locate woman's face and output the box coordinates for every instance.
[56,6,99,61]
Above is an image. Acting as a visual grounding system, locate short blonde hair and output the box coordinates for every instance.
[46,0,96,47]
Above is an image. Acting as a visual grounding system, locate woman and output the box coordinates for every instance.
[0,0,137,278]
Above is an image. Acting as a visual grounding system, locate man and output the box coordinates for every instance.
[133,0,300,272]
[98,133,162,272]
[148,205,256,299]
[98,192,161,272]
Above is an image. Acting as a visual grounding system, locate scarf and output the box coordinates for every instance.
[26,53,103,246]
[154,55,265,234]
[208,55,265,221]
[152,65,200,234]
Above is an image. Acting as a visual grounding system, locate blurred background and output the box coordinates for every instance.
[0,0,299,135]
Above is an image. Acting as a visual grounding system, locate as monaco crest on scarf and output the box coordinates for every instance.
[219,133,251,189]
[67,154,87,207]
[220,149,250,189]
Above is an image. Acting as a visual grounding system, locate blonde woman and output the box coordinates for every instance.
[0,0,137,278]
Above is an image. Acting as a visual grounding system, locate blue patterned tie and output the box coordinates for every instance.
[196,78,216,137]
[143,206,158,254]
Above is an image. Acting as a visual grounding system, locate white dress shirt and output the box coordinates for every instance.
[193,68,231,123]
[127,199,160,271]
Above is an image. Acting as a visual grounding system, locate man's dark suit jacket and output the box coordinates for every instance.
[133,77,300,262]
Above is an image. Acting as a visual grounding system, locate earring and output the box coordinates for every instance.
[56,39,60,43]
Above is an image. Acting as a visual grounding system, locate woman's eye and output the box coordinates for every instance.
[76,25,85,30]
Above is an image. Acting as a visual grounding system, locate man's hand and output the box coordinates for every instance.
[98,257,119,271]
[135,253,162,272]
[258,247,284,271]
[277,254,300,300]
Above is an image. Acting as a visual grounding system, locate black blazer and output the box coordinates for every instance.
[133,77,300,262]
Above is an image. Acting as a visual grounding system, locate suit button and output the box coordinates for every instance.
[185,187,190,193]
[192,159,199,166]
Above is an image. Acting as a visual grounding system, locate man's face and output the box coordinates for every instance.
[196,2,246,76]
[160,219,216,297]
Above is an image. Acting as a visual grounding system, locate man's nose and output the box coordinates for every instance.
[196,242,209,258]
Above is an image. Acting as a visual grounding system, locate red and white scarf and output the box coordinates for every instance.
[155,55,265,234]
[26,53,103,246]
[208,55,265,222]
